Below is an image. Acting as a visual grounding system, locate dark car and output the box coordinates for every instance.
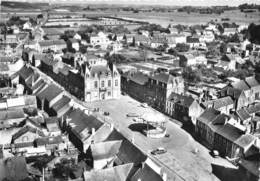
[151,147,167,155]
[104,112,110,116]
[165,133,170,138]
[126,113,139,117]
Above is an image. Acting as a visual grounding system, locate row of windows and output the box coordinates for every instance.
[94,80,118,88]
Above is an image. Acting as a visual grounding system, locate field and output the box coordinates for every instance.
[108,10,260,27]
[1,3,259,27]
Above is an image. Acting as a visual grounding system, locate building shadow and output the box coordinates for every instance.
[128,123,155,135]
[211,163,247,181]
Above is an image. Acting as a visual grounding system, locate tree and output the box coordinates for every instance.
[247,23,260,44]
[37,14,43,19]
[168,48,178,56]
[53,158,77,179]
[113,34,117,41]
[229,33,240,43]
[220,43,227,54]
[79,46,87,54]
[131,37,135,47]
[182,66,201,83]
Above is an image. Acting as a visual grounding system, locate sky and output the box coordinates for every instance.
[2,0,260,6]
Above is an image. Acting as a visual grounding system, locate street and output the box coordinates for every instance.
[88,95,220,181]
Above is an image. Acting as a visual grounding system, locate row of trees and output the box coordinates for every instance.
[135,24,170,34]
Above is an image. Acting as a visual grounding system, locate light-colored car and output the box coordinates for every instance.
[212,150,219,158]
[133,117,143,122]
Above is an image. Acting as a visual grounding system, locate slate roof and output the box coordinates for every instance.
[67,109,104,141]
[245,76,260,88]
[236,108,251,121]
[168,93,194,108]
[18,65,34,80]
[150,73,172,84]
[91,140,122,160]
[31,79,46,92]
[51,95,71,112]
[12,125,45,142]
[197,108,220,125]
[90,65,111,77]
[231,80,250,91]
[224,87,243,100]
[131,163,163,181]
[206,96,234,110]
[83,163,133,181]
[215,124,244,142]
[0,108,25,121]
[36,84,63,102]
[25,72,40,88]
[234,134,256,149]
[128,72,149,85]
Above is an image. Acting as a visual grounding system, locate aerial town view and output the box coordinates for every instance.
[0,0,260,180]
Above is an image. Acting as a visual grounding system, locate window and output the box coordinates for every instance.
[115,80,118,86]
[94,81,98,88]
[108,91,111,96]
[101,80,105,87]
[108,80,111,87]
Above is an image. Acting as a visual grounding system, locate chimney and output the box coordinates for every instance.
[92,128,95,135]
[110,123,114,131]
[224,116,229,124]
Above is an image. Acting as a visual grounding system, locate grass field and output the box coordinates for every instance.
[1,5,259,27]
[111,10,260,27]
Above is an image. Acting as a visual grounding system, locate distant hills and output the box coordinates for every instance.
[1,1,49,9]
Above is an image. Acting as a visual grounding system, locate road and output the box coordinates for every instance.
[89,95,220,181]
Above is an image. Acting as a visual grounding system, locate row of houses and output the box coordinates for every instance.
[31,52,121,102]
[7,64,169,181]
[121,71,185,112]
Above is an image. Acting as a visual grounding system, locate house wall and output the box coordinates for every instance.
[93,157,114,170]
[213,133,234,158]
[237,92,249,110]
[189,101,204,126]
[85,73,121,102]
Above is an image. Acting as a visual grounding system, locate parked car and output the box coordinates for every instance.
[151,147,167,155]
[126,113,139,117]
[211,150,219,158]
[133,117,143,122]
[141,103,149,108]
[165,133,170,138]
[104,112,110,116]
